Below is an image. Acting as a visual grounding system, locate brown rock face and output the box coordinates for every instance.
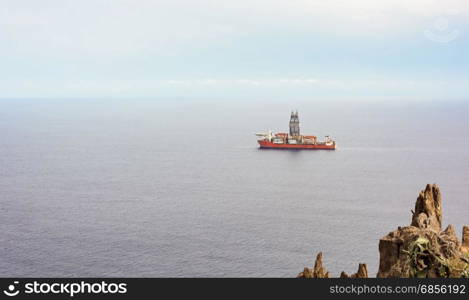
[377,226,459,277]
[462,226,469,254]
[378,184,467,278]
[355,263,369,278]
[340,264,368,278]
[411,184,442,231]
[298,252,368,278]
[297,252,329,278]
[298,184,468,278]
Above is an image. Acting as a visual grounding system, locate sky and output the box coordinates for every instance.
[1,0,468,100]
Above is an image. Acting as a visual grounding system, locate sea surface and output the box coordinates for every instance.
[1,98,468,277]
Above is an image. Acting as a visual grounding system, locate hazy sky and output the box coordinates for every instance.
[1,0,468,99]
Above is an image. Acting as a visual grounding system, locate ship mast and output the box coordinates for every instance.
[289,111,300,137]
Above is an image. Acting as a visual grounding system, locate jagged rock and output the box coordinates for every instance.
[310,252,329,278]
[298,267,313,278]
[298,184,468,278]
[355,263,368,278]
[377,227,461,277]
[297,252,329,278]
[411,184,442,231]
[378,184,467,278]
[440,225,461,258]
[462,226,469,254]
[442,224,457,237]
[378,226,429,277]
[340,264,368,278]
[298,254,367,278]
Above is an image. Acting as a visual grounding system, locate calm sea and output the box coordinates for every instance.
[1,98,468,277]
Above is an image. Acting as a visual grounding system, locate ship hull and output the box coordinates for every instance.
[258,140,336,150]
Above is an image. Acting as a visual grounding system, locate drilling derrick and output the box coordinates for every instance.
[289,111,300,137]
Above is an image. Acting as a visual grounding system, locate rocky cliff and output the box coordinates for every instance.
[298,184,469,278]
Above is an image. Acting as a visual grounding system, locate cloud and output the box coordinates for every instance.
[2,0,468,57]
[2,76,467,100]
[0,0,468,98]
[161,78,319,86]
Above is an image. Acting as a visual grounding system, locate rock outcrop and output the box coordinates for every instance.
[297,252,368,278]
[297,252,330,278]
[340,263,368,278]
[462,226,469,254]
[410,184,442,231]
[377,184,467,278]
[298,184,468,278]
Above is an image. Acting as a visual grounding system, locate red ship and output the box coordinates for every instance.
[255,111,337,150]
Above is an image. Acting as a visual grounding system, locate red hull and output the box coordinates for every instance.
[258,140,336,150]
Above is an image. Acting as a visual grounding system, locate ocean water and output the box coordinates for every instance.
[0,98,468,277]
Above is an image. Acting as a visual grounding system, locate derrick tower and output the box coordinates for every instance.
[289,111,300,137]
